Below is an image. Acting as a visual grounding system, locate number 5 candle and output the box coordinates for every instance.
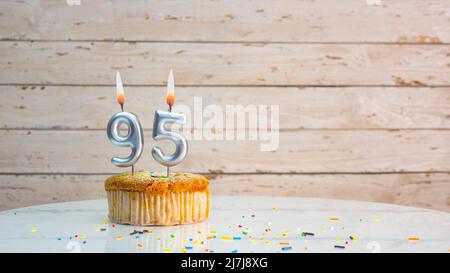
[152,70,188,177]
[106,71,144,174]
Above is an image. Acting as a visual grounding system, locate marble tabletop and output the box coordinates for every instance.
[0,196,449,253]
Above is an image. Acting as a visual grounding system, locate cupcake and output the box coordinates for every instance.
[105,171,210,226]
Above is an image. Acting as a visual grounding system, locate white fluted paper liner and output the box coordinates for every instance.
[107,190,210,226]
[105,220,210,253]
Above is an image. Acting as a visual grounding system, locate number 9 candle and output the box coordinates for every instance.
[152,70,188,176]
[106,71,144,174]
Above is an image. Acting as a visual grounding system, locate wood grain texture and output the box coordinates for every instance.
[0,0,448,43]
[1,0,449,212]
[2,85,450,129]
[1,41,449,86]
[1,130,449,173]
[1,173,448,212]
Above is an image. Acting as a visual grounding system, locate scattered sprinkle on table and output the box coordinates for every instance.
[163,248,173,252]
[116,235,123,240]
[281,246,292,251]
[31,227,37,233]
[329,217,339,221]
[185,246,193,250]
[220,236,232,241]
[408,237,420,241]
[231,249,238,253]
[334,245,345,249]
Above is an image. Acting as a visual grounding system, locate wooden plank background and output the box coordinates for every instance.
[0,0,449,211]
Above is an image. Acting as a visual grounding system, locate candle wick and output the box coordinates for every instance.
[167,104,171,178]
[120,104,124,112]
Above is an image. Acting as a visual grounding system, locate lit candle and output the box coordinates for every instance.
[152,70,188,176]
[106,71,144,174]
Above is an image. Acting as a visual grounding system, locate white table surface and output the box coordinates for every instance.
[0,196,449,253]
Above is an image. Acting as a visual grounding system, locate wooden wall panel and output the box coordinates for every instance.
[2,86,450,130]
[0,0,449,212]
[0,0,448,43]
[1,130,449,174]
[0,42,448,86]
[1,173,449,212]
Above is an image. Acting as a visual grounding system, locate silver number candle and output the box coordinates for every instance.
[107,111,144,167]
[151,110,188,167]
[151,70,188,174]
[106,71,144,171]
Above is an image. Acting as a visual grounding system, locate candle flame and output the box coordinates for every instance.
[116,71,125,106]
[166,69,175,107]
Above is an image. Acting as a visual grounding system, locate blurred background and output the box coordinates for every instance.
[0,0,449,212]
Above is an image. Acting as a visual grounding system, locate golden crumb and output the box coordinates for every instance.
[105,171,209,194]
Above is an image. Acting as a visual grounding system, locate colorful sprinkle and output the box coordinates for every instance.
[281,246,292,251]
[233,236,242,240]
[231,249,238,253]
[408,237,420,241]
[185,246,193,250]
[334,245,345,249]
[220,236,233,241]
[31,227,37,233]
[116,235,124,240]
[329,217,339,221]
[163,248,173,252]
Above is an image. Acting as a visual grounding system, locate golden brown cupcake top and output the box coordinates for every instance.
[105,171,209,194]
